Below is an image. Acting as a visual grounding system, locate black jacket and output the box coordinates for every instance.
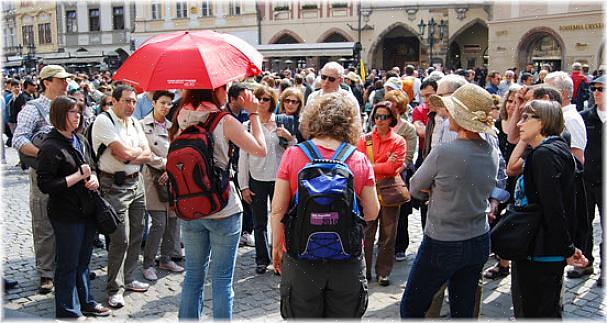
[37,129,96,223]
[8,91,33,123]
[524,136,577,258]
[580,106,603,184]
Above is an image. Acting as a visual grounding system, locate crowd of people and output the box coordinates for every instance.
[0,58,604,319]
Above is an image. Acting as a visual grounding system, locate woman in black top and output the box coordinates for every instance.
[37,96,111,319]
[512,99,588,317]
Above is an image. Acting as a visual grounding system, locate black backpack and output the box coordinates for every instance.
[283,140,365,261]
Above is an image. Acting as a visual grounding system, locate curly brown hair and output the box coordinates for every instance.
[299,92,362,144]
[384,90,410,115]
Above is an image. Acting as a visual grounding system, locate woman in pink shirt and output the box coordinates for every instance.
[271,92,379,318]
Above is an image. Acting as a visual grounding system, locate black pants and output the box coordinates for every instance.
[250,178,274,266]
[394,201,413,253]
[582,181,604,266]
[280,254,368,318]
[513,259,565,318]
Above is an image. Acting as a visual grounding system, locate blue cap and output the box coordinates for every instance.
[591,75,605,85]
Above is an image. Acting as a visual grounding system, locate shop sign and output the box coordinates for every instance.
[559,23,603,31]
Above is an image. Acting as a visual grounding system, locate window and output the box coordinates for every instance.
[151,3,162,20]
[4,27,16,48]
[37,23,51,44]
[201,0,212,17]
[89,8,100,31]
[66,10,77,33]
[176,2,187,18]
[229,1,241,15]
[22,25,33,46]
[113,6,124,30]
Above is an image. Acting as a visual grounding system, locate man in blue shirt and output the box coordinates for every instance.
[133,91,153,120]
[485,71,501,95]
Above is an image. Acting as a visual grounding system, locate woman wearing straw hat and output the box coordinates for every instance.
[400,83,499,318]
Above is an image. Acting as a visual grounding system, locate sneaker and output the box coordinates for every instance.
[255,265,267,274]
[82,303,112,317]
[378,275,390,287]
[107,293,124,308]
[159,260,184,273]
[240,233,255,247]
[39,277,53,294]
[143,267,158,281]
[566,265,594,279]
[125,280,149,292]
[395,252,407,262]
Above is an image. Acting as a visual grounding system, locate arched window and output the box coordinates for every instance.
[323,32,348,43]
[274,34,299,44]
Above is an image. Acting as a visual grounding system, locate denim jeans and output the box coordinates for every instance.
[178,212,242,320]
[400,233,490,318]
[51,219,97,318]
[249,178,274,267]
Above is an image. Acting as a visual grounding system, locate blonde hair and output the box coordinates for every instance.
[384,90,410,115]
[279,87,304,114]
[300,92,361,144]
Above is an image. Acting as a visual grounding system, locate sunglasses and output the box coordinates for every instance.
[283,99,300,105]
[259,97,272,102]
[591,86,604,92]
[320,74,337,82]
[520,113,540,123]
[374,114,392,121]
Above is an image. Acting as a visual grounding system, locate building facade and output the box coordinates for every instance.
[132,1,258,52]
[488,2,604,73]
[2,1,21,70]
[52,0,136,72]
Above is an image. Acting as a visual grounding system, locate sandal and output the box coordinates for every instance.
[483,264,510,279]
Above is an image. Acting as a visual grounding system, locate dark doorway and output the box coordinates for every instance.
[383,36,419,69]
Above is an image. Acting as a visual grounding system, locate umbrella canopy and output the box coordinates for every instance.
[113,30,263,91]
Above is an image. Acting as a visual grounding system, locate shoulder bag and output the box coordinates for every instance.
[490,203,542,260]
[93,191,122,235]
[365,134,410,207]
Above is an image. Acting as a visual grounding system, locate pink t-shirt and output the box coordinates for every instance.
[276,144,376,198]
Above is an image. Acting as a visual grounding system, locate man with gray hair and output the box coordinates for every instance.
[305,61,360,114]
[498,70,516,97]
[544,71,587,162]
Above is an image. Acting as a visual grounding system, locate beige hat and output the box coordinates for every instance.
[345,71,360,82]
[384,77,403,91]
[429,83,496,136]
[40,65,74,80]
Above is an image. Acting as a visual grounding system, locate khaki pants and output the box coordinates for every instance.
[29,168,55,278]
[143,210,180,268]
[364,206,400,278]
[100,175,146,294]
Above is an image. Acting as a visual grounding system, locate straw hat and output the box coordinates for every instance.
[429,83,496,136]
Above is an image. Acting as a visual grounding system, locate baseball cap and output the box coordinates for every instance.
[590,75,605,85]
[39,65,74,80]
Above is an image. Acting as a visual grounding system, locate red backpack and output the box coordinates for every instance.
[167,111,231,220]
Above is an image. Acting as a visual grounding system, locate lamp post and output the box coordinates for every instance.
[417,17,447,67]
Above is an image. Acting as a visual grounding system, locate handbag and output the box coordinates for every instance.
[490,203,542,260]
[93,191,122,235]
[365,134,411,207]
[149,166,170,203]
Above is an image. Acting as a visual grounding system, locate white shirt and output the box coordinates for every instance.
[562,104,587,150]
[91,109,148,174]
[597,109,607,123]
[306,88,361,115]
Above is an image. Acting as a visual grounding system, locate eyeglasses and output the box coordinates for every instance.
[283,99,300,105]
[320,74,337,82]
[520,113,540,123]
[259,97,272,102]
[591,86,604,92]
[374,114,392,121]
[67,109,81,115]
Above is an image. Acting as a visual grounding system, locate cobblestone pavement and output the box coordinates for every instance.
[1,147,605,321]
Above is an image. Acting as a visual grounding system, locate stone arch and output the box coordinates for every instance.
[268,30,304,44]
[366,22,421,68]
[515,26,566,72]
[316,28,354,43]
[447,18,488,69]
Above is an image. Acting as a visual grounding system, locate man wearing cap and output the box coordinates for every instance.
[305,61,360,115]
[570,62,590,111]
[13,65,73,294]
[345,71,364,109]
[574,75,605,285]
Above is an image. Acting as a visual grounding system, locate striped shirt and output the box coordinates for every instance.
[12,95,52,151]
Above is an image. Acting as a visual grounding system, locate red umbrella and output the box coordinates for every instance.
[113,30,263,90]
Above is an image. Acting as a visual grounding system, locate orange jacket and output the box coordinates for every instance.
[356,127,407,181]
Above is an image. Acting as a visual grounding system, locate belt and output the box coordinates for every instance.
[99,171,139,179]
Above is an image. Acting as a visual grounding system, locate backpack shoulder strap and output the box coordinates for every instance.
[298,140,321,161]
[29,99,50,125]
[364,134,374,164]
[204,111,229,132]
[332,142,356,163]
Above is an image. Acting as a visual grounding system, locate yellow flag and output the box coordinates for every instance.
[359,59,366,82]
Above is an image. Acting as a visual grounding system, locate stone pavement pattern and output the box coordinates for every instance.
[1,147,605,321]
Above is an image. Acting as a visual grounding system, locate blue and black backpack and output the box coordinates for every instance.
[283,140,366,261]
